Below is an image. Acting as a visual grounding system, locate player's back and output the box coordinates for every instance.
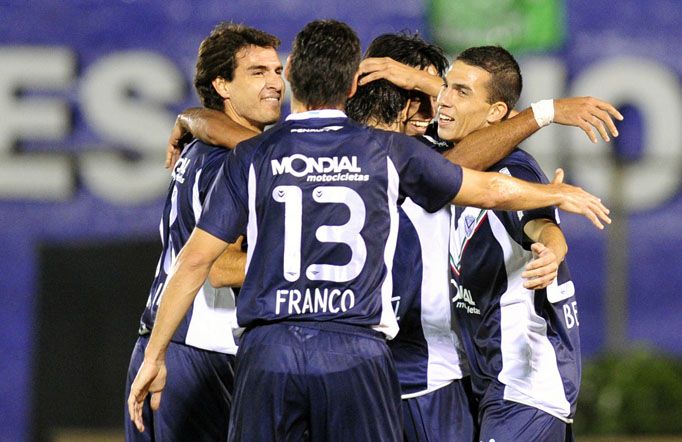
[200,110,463,339]
[140,140,238,353]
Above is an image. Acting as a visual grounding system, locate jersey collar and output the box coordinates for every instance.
[285,109,347,121]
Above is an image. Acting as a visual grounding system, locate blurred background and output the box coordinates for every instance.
[1,0,681,440]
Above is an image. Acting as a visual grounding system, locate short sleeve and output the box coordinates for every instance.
[197,142,251,243]
[389,133,463,213]
[198,146,230,199]
[497,163,559,249]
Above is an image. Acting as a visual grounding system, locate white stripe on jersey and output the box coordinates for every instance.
[488,211,572,421]
[374,158,401,339]
[185,281,239,353]
[245,165,258,275]
[401,198,466,397]
[192,168,203,222]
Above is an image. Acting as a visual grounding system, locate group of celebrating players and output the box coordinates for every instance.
[124,19,622,442]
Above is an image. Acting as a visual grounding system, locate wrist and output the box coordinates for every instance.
[531,99,554,127]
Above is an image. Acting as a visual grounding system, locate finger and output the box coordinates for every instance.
[592,107,619,138]
[578,119,598,144]
[358,71,387,86]
[522,262,557,278]
[589,115,610,142]
[551,168,564,185]
[585,207,605,230]
[151,390,163,411]
[596,100,624,121]
[165,147,172,169]
[530,243,545,255]
[523,273,556,290]
[170,150,180,170]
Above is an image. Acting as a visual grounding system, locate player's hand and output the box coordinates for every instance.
[551,168,611,229]
[165,115,191,170]
[358,57,420,89]
[358,57,442,96]
[127,359,167,433]
[522,243,559,289]
[554,97,624,144]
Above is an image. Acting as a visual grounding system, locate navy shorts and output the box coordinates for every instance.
[124,335,236,442]
[228,321,403,442]
[479,399,573,442]
[402,378,476,442]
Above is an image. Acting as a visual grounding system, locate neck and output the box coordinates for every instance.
[290,96,345,114]
[224,103,265,133]
[367,118,402,133]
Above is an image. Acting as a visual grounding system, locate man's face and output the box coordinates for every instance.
[403,64,438,136]
[436,60,493,143]
[225,45,284,129]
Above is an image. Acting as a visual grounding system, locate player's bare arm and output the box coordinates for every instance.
[521,218,568,290]
[358,57,624,171]
[454,167,611,230]
[358,57,444,98]
[165,108,259,169]
[208,235,247,287]
[127,227,228,432]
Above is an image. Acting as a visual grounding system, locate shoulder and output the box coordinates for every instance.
[491,149,548,183]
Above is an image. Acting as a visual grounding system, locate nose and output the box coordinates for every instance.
[436,85,452,109]
[266,71,283,92]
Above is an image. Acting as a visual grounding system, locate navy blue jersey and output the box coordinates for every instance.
[389,135,467,397]
[198,110,463,338]
[449,148,581,422]
[140,140,238,353]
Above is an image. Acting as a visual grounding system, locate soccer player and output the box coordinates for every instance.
[442,46,584,441]
[124,23,283,441]
[346,32,478,442]
[128,19,610,441]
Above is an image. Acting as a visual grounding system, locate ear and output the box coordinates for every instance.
[347,71,360,99]
[486,101,508,124]
[399,98,411,124]
[284,55,292,82]
[211,77,230,100]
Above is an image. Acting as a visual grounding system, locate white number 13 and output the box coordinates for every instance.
[273,185,367,283]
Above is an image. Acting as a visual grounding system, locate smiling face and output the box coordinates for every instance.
[436,60,496,143]
[404,64,439,136]
[220,45,284,131]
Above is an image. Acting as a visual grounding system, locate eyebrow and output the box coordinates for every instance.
[452,83,471,93]
[246,64,282,72]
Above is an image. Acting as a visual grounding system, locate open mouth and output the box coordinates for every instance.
[438,114,454,125]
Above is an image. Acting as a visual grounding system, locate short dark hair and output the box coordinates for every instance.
[288,19,361,108]
[456,46,522,113]
[194,22,280,111]
[346,33,448,125]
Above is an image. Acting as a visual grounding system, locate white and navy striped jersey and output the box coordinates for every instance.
[389,134,468,398]
[449,148,581,422]
[197,110,463,339]
[140,139,239,354]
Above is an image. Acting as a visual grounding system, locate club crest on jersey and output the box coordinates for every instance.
[464,214,476,236]
[271,154,369,182]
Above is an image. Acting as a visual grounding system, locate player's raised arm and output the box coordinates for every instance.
[127,227,229,432]
[453,167,611,230]
[166,108,259,168]
[441,98,623,171]
[358,57,445,98]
